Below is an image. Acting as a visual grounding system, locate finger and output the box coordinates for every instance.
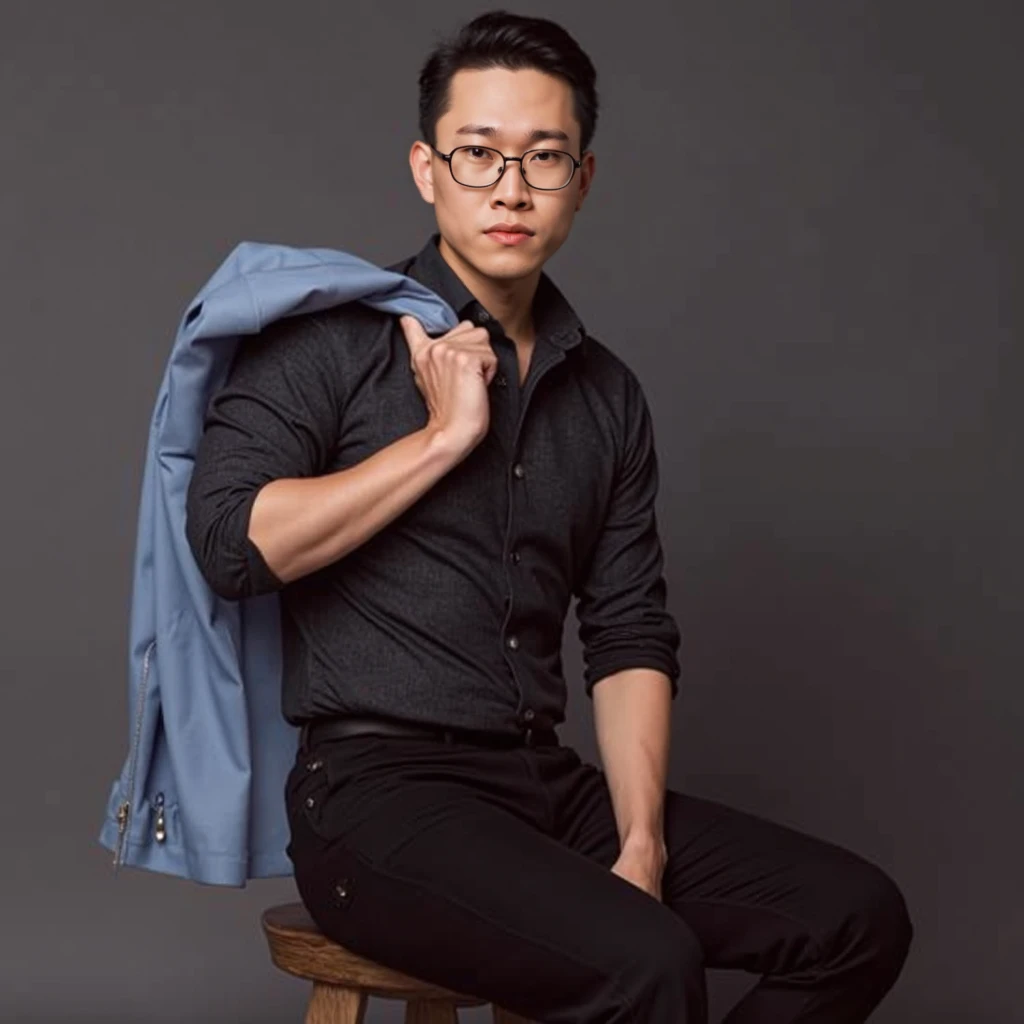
[443,319,480,341]
[443,325,492,348]
[398,315,430,349]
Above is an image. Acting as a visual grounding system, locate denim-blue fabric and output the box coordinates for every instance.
[96,241,458,886]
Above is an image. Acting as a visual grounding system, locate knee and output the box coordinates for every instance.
[860,864,913,968]
[824,860,914,979]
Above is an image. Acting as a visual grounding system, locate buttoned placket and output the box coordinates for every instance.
[482,314,567,742]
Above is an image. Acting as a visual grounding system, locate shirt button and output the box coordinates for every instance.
[477,309,492,323]
[507,635,519,650]
[523,708,535,722]
[495,373,507,388]
[512,463,525,479]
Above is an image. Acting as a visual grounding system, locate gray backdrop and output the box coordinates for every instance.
[2,3,1019,1022]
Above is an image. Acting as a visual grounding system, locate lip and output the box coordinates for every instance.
[485,224,534,246]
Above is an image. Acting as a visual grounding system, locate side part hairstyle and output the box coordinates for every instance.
[417,10,600,153]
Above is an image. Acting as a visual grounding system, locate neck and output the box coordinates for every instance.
[438,234,539,346]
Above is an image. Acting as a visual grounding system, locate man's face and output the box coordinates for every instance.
[410,66,595,285]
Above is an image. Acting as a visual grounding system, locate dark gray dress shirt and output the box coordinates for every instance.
[185,233,681,736]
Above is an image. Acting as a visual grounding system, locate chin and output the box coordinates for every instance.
[473,243,544,281]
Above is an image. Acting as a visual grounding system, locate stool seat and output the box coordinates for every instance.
[261,902,531,1023]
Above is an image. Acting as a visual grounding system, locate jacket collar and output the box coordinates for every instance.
[404,233,585,351]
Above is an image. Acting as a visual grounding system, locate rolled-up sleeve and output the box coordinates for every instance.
[573,373,682,698]
[185,312,345,601]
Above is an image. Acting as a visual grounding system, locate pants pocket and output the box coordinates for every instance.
[287,735,390,843]
[285,752,332,842]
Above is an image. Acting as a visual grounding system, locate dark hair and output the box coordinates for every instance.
[417,10,599,154]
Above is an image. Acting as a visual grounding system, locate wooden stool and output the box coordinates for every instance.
[262,902,533,1024]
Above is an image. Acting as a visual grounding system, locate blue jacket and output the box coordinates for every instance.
[96,241,458,886]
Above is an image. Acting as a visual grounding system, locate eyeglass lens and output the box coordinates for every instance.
[450,147,575,189]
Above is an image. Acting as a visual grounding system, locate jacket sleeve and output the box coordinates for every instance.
[573,372,682,698]
[185,311,346,601]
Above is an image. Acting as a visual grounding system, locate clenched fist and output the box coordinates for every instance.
[400,315,499,451]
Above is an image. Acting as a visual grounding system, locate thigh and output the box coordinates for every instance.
[285,736,694,1022]
[557,760,898,974]
[660,789,903,973]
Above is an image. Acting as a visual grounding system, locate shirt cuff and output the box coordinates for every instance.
[583,652,680,699]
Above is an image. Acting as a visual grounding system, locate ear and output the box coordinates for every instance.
[409,141,437,206]
[575,150,596,212]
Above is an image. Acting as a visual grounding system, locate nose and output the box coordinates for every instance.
[491,159,532,209]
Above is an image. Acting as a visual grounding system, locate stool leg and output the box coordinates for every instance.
[491,1008,533,1024]
[305,981,368,1024]
[405,1000,459,1024]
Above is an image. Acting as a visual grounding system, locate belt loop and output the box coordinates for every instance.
[299,721,310,752]
[524,727,534,746]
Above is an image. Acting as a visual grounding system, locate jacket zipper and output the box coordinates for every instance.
[113,639,156,871]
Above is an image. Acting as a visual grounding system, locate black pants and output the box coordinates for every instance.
[285,731,912,1023]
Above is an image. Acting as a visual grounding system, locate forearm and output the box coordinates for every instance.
[591,667,673,851]
[249,424,470,584]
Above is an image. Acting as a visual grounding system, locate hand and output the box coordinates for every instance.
[399,316,498,452]
[609,835,668,902]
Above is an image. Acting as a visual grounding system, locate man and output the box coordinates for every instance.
[185,11,912,1022]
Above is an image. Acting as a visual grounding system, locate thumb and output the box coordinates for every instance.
[399,315,429,350]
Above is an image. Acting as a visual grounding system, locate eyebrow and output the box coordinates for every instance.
[454,124,571,144]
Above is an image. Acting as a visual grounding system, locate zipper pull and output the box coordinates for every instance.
[113,800,130,871]
[154,792,166,843]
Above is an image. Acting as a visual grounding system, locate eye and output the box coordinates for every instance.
[526,150,568,166]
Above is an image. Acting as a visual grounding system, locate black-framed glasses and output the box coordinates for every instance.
[431,144,582,190]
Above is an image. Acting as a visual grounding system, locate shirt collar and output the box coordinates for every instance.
[406,233,585,351]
